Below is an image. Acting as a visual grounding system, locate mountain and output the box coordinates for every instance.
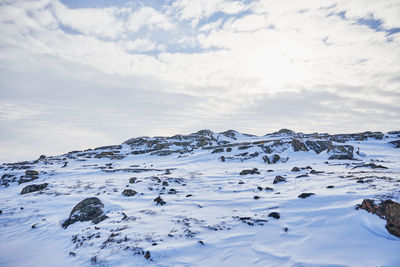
[1,129,400,266]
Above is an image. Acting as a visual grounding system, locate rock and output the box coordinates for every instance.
[291,167,301,172]
[277,129,295,135]
[62,197,105,228]
[122,189,137,197]
[154,196,166,205]
[25,170,39,176]
[263,154,281,164]
[144,251,151,260]
[273,176,286,184]
[310,170,324,174]
[21,183,48,195]
[162,181,169,186]
[254,195,260,200]
[389,140,400,148]
[358,199,400,238]
[220,156,225,162]
[257,186,263,191]
[305,140,332,154]
[328,145,354,160]
[265,187,273,191]
[94,151,114,158]
[211,148,224,154]
[226,147,232,152]
[240,168,260,175]
[268,212,280,219]
[298,193,315,199]
[238,145,252,150]
[92,215,108,224]
[296,174,309,178]
[291,139,309,152]
[352,163,388,169]
[129,177,137,184]
[326,185,335,189]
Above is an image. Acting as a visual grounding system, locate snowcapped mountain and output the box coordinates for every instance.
[1,129,400,266]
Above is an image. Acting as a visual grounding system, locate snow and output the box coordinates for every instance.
[0,131,400,266]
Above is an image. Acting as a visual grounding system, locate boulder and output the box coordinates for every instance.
[291,167,301,172]
[268,212,280,219]
[305,140,332,154]
[21,183,48,195]
[273,176,286,184]
[62,197,105,228]
[298,193,315,199]
[240,168,260,175]
[358,199,400,238]
[291,139,309,152]
[122,189,137,197]
[211,148,224,154]
[328,145,354,160]
[389,140,400,148]
[263,154,281,164]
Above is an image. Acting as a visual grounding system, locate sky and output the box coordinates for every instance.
[0,0,400,162]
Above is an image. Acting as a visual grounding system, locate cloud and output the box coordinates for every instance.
[0,0,399,162]
[127,6,174,32]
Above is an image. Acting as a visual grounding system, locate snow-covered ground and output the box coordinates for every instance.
[0,130,399,266]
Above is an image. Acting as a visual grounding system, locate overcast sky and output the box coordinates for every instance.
[0,0,400,162]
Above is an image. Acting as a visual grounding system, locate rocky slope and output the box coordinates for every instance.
[0,129,400,266]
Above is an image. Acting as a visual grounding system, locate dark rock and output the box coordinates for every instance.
[273,176,286,184]
[268,212,280,219]
[69,252,76,256]
[211,148,224,154]
[352,163,388,169]
[358,199,400,238]
[122,189,137,197]
[186,194,192,197]
[238,181,244,184]
[389,140,400,148]
[25,170,39,176]
[356,179,365,183]
[296,174,309,178]
[257,186,263,191]
[277,129,295,135]
[310,170,324,174]
[291,167,301,172]
[129,177,137,184]
[291,139,309,152]
[328,145,354,160]
[240,168,260,175]
[220,156,225,162]
[305,140,332,154]
[283,227,289,232]
[168,188,177,194]
[238,145,252,150]
[198,240,204,245]
[162,181,169,186]
[0,210,2,214]
[94,151,114,158]
[226,147,232,152]
[254,196,260,200]
[21,183,48,195]
[298,193,315,199]
[144,251,151,260]
[154,196,166,205]
[265,187,273,191]
[263,154,281,164]
[92,215,108,224]
[62,197,104,228]
[38,155,46,160]
[326,185,335,189]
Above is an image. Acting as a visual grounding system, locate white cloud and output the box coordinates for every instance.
[0,0,400,161]
[127,6,173,32]
[50,2,124,38]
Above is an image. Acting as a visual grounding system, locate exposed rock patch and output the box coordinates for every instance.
[62,197,105,228]
[358,199,400,238]
[21,183,48,195]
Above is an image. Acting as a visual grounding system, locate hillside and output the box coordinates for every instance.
[1,129,400,266]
